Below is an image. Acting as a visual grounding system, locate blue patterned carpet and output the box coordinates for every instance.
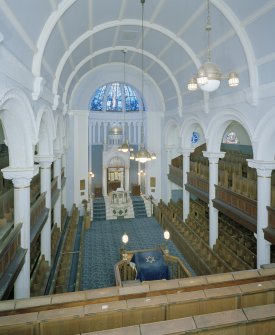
[81,217,195,290]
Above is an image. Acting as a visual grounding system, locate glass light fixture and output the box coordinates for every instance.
[188,0,239,92]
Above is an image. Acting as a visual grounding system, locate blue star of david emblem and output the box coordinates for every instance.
[146,256,155,263]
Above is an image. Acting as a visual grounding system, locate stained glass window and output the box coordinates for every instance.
[191,131,200,144]
[89,82,141,112]
[226,131,239,144]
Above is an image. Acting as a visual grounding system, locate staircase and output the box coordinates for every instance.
[131,196,147,218]
[92,198,106,221]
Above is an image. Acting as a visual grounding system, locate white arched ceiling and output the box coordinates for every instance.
[28,0,257,111]
[2,0,273,116]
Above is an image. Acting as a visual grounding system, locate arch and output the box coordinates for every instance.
[33,1,257,106]
[206,109,254,154]
[164,119,180,148]
[0,88,37,167]
[54,114,65,153]
[180,115,206,150]
[212,0,258,105]
[36,104,56,156]
[69,63,164,116]
[253,106,275,160]
[62,47,180,115]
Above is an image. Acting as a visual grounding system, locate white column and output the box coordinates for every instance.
[61,152,67,209]
[125,166,130,192]
[134,122,137,144]
[137,122,142,144]
[203,151,225,249]
[102,165,107,196]
[247,160,275,268]
[54,153,62,229]
[36,156,54,265]
[2,166,39,299]
[182,149,194,221]
[103,122,108,145]
[92,123,96,143]
[165,147,172,204]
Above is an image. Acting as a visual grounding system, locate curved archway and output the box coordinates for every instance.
[206,109,254,154]
[253,106,275,160]
[0,88,37,167]
[36,105,56,156]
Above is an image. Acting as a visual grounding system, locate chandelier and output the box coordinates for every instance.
[133,0,156,163]
[118,49,133,153]
[187,0,239,92]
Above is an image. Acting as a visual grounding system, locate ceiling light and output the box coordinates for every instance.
[188,0,239,93]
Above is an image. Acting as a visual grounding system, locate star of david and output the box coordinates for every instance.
[145,256,155,263]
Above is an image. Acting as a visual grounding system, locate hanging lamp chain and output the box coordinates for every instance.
[140,0,145,145]
[206,0,212,63]
[123,49,126,142]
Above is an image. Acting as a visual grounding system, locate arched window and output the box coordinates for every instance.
[89,82,142,112]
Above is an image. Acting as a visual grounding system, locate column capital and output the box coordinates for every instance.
[54,151,63,160]
[1,165,39,188]
[182,148,194,157]
[34,155,55,169]
[203,151,225,163]
[247,159,275,178]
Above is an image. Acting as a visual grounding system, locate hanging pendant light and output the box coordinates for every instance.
[118,49,133,153]
[187,0,239,92]
[134,0,156,163]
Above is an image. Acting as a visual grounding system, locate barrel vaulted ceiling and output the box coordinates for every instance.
[0,0,274,114]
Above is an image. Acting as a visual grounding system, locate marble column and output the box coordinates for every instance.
[2,166,38,299]
[182,149,194,221]
[35,156,54,265]
[247,160,275,268]
[54,153,62,229]
[203,151,225,249]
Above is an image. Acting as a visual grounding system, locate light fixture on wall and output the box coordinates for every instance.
[187,0,239,92]
[118,49,133,153]
[134,0,156,163]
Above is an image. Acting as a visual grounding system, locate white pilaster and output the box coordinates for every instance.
[165,147,172,204]
[103,165,107,196]
[203,151,225,249]
[2,166,39,299]
[247,160,275,268]
[35,156,54,265]
[182,149,194,221]
[125,166,130,192]
[54,153,62,229]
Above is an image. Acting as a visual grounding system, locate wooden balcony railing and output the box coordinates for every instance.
[167,165,183,187]
[264,207,275,244]
[214,185,257,233]
[185,172,209,203]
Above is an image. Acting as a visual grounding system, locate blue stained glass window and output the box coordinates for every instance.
[191,131,200,144]
[89,82,141,112]
[106,83,122,111]
[90,85,107,111]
